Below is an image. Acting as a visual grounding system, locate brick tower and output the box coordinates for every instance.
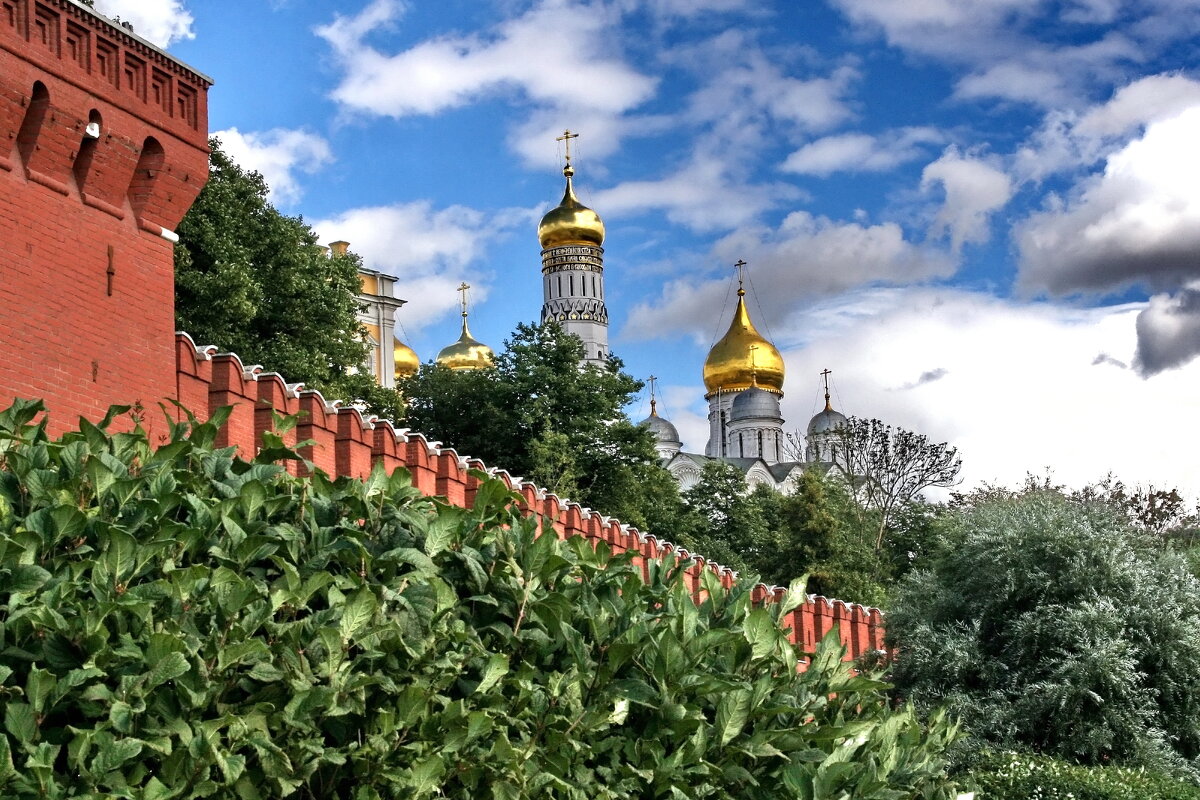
[0,0,210,432]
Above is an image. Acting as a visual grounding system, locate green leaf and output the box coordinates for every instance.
[743,608,777,662]
[144,651,189,692]
[3,564,50,593]
[4,703,36,744]
[716,688,753,747]
[25,669,55,714]
[339,588,377,641]
[475,653,509,696]
[0,735,12,783]
[91,737,143,775]
[100,530,137,582]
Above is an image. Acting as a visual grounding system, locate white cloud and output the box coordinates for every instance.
[759,288,1200,498]
[1016,106,1200,295]
[592,155,797,232]
[829,0,1200,109]
[1014,73,1200,181]
[213,128,333,206]
[92,0,194,47]
[316,1,656,142]
[783,128,943,176]
[921,147,1014,251]
[623,212,955,342]
[312,202,533,328]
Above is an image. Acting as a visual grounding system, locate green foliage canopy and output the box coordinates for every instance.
[401,322,683,534]
[888,490,1200,774]
[174,139,370,391]
[0,399,964,799]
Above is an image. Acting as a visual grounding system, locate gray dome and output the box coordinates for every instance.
[639,413,681,445]
[807,407,847,436]
[730,385,781,422]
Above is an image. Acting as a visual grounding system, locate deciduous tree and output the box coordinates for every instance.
[174,139,370,393]
[828,417,962,550]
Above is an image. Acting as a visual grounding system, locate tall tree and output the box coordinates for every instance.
[174,139,370,390]
[828,417,962,550]
[401,322,685,534]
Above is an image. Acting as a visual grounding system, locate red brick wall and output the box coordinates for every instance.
[174,332,888,665]
[0,0,209,436]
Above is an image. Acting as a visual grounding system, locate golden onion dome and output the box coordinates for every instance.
[436,318,494,371]
[393,338,419,379]
[702,289,785,397]
[537,165,605,249]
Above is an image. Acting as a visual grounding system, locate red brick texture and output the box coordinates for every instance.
[0,0,209,438]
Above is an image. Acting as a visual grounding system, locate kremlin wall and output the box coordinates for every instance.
[0,0,885,666]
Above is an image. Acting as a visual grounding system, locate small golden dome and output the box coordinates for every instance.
[436,318,494,371]
[537,166,605,249]
[703,289,784,397]
[394,338,419,379]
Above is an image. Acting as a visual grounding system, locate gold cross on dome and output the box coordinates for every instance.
[556,129,579,166]
[648,374,659,414]
[821,368,833,409]
[457,282,471,317]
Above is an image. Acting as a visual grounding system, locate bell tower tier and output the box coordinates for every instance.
[537,130,609,367]
[540,242,609,364]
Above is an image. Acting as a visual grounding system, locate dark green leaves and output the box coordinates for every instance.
[0,399,962,800]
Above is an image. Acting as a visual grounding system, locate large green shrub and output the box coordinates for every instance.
[887,490,1200,775]
[0,400,964,799]
[964,751,1200,800]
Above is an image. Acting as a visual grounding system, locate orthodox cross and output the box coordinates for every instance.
[556,129,579,169]
[648,374,659,415]
[749,344,759,385]
[457,282,471,318]
[821,368,833,409]
[733,259,748,293]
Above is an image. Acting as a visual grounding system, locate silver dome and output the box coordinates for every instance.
[639,413,681,445]
[730,385,781,422]
[807,407,847,436]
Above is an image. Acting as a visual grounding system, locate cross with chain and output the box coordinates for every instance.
[733,259,748,292]
[457,282,471,318]
[556,129,579,167]
[648,374,659,415]
[821,368,833,409]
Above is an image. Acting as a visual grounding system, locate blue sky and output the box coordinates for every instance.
[98,0,1200,497]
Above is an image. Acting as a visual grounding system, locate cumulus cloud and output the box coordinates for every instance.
[762,289,1200,497]
[316,0,655,163]
[312,202,533,328]
[623,212,954,342]
[92,0,194,47]
[1015,73,1200,180]
[213,128,333,206]
[921,147,1014,251]
[829,0,1200,108]
[783,128,943,176]
[592,155,798,232]
[1134,286,1200,376]
[1016,106,1200,295]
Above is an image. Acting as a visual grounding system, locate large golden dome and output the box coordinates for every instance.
[703,289,784,397]
[537,166,605,249]
[394,338,419,379]
[436,319,494,371]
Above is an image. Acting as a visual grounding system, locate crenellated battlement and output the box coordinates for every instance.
[174,332,889,668]
[0,0,210,234]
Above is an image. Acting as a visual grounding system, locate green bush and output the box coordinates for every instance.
[887,491,1200,774]
[0,400,965,799]
[964,750,1200,800]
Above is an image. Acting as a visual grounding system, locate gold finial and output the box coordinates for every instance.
[457,281,471,319]
[556,129,579,177]
[821,368,833,411]
[733,259,748,297]
[648,375,659,416]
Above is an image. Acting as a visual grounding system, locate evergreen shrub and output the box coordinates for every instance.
[964,750,1200,800]
[0,400,965,799]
